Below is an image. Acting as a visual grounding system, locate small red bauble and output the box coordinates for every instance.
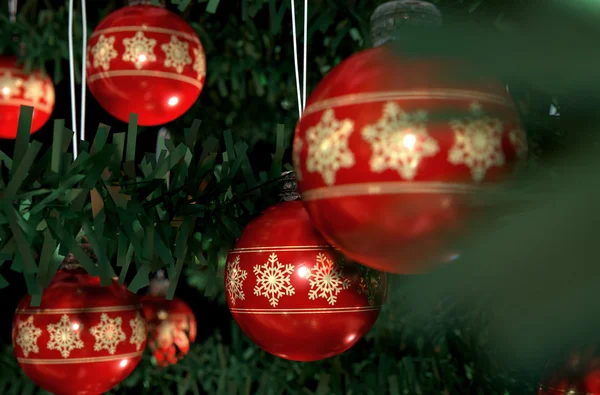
[538,348,600,394]
[224,200,386,362]
[0,55,55,139]
[12,268,147,395]
[86,4,206,126]
[141,296,197,367]
[293,44,527,274]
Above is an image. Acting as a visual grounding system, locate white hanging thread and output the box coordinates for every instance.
[290,0,308,118]
[9,0,17,22]
[80,0,88,143]
[68,0,87,159]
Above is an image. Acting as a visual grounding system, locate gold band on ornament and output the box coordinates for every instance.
[87,70,202,89]
[230,306,381,315]
[230,245,332,254]
[302,89,515,116]
[90,26,200,44]
[301,182,491,201]
[17,304,142,315]
[0,99,53,113]
[17,350,144,365]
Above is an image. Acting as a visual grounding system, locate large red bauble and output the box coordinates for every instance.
[538,348,600,394]
[141,295,197,367]
[0,55,55,139]
[293,44,528,274]
[224,200,386,361]
[12,268,147,395]
[86,4,206,126]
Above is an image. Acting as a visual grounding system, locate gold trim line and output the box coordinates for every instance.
[230,245,332,254]
[87,70,202,89]
[303,89,514,115]
[16,304,142,315]
[230,306,381,315]
[90,26,200,44]
[17,350,144,365]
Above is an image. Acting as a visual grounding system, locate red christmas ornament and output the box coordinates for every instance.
[538,348,600,394]
[86,2,206,126]
[12,261,147,395]
[0,55,55,139]
[141,295,197,367]
[224,200,386,361]
[292,1,527,274]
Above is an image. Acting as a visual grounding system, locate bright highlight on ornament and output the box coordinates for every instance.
[167,96,179,106]
[138,54,147,63]
[119,359,128,368]
[71,323,80,331]
[2,86,10,95]
[297,266,309,278]
[403,133,416,149]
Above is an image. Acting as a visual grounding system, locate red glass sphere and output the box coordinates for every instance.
[224,200,386,361]
[538,348,600,394]
[86,4,206,126]
[141,295,197,367]
[12,268,147,395]
[293,44,527,274]
[0,55,55,139]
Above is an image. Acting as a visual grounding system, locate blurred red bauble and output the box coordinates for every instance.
[293,42,527,274]
[86,2,206,126]
[224,200,386,361]
[12,267,147,395]
[538,348,600,394]
[0,55,55,139]
[141,296,197,367]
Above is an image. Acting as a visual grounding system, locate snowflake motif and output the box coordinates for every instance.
[226,255,247,305]
[129,312,147,351]
[47,314,85,358]
[192,47,206,80]
[447,104,505,182]
[0,72,23,98]
[357,266,382,306]
[91,34,118,71]
[44,84,55,106]
[15,316,42,357]
[89,313,126,354]
[362,102,439,179]
[307,253,350,306]
[22,77,45,103]
[253,253,295,307]
[509,128,528,159]
[292,137,304,181]
[305,109,355,185]
[122,31,157,70]
[161,36,192,74]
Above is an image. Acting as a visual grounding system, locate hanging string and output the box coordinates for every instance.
[68,0,79,159]
[80,0,87,142]
[290,0,308,118]
[302,0,307,110]
[9,0,17,22]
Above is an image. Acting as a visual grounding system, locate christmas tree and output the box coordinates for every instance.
[1,0,600,394]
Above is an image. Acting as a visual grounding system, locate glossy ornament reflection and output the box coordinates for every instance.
[224,200,386,361]
[86,3,206,126]
[538,347,600,394]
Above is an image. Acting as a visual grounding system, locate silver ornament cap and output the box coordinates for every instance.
[279,171,301,201]
[370,0,443,47]
[128,0,166,6]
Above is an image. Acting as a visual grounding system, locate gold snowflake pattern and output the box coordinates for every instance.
[305,109,355,186]
[307,253,350,306]
[253,253,295,307]
[292,136,304,181]
[89,313,126,355]
[23,77,45,103]
[90,34,118,71]
[362,102,439,179]
[47,314,85,358]
[192,47,206,80]
[122,31,157,70]
[44,84,55,106]
[226,256,247,306]
[15,316,42,357]
[161,36,192,74]
[0,72,23,98]
[447,104,505,182]
[509,128,528,159]
[129,312,147,351]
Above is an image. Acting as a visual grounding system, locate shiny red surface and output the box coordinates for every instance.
[86,5,205,126]
[224,201,386,361]
[294,44,526,274]
[0,56,54,139]
[538,349,600,394]
[12,269,146,395]
[141,295,197,367]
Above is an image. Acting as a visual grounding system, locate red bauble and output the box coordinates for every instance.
[224,200,386,361]
[12,268,147,395]
[293,44,527,274]
[0,55,55,139]
[538,349,600,394]
[141,296,197,367]
[86,4,206,126]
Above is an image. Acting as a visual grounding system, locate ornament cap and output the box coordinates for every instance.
[127,0,166,6]
[60,243,97,270]
[279,171,301,201]
[370,0,442,47]
[148,269,170,296]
